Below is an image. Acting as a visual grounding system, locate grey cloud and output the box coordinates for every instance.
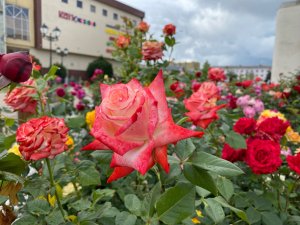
[122,0,286,66]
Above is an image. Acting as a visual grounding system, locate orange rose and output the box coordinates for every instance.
[163,24,176,36]
[116,35,130,48]
[137,21,149,33]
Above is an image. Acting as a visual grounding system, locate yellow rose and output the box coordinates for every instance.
[285,126,300,143]
[86,110,96,129]
[66,135,74,148]
[258,109,286,123]
[7,144,22,157]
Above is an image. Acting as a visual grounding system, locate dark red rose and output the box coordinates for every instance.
[227,94,237,109]
[287,153,300,175]
[0,52,32,89]
[76,102,85,111]
[56,87,66,97]
[221,143,246,162]
[235,80,253,88]
[170,81,185,98]
[245,138,282,174]
[293,85,300,94]
[163,24,176,36]
[191,80,201,92]
[233,118,256,135]
[256,117,289,142]
[195,71,202,77]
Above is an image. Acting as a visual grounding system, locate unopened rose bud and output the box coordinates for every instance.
[0,52,32,89]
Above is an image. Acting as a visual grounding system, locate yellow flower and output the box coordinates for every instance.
[86,110,96,129]
[7,144,22,157]
[286,126,300,143]
[48,194,56,207]
[196,210,203,217]
[66,135,74,148]
[258,109,286,123]
[191,217,201,224]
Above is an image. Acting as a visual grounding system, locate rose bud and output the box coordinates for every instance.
[56,87,66,97]
[163,24,176,36]
[0,52,32,89]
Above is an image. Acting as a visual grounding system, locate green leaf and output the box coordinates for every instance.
[261,212,283,225]
[183,164,217,195]
[12,214,38,225]
[246,207,261,224]
[156,182,195,224]
[80,222,98,225]
[0,196,8,204]
[188,151,244,177]
[70,198,91,211]
[216,177,234,201]
[141,183,161,218]
[45,65,59,80]
[214,196,249,223]
[0,134,16,152]
[4,118,15,127]
[195,187,211,198]
[225,131,247,149]
[67,116,85,129]
[175,139,196,161]
[35,78,47,92]
[204,198,225,224]
[45,210,65,225]
[124,194,142,216]
[27,199,51,215]
[0,153,26,175]
[0,171,24,183]
[78,166,101,186]
[92,189,115,204]
[115,211,137,225]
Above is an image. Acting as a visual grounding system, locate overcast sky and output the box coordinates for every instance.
[122,0,288,66]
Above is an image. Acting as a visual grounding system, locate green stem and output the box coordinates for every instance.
[46,158,66,220]
[176,117,189,125]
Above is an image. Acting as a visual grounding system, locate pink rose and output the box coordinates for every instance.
[184,81,226,129]
[243,106,256,118]
[208,68,226,82]
[16,116,69,160]
[4,79,38,113]
[142,41,164,61]
[83,70,203,182]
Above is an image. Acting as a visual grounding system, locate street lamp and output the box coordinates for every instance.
[40,23,61,67]
[56,47,69,65]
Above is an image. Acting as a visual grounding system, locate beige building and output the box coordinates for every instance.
[272,0,300,82]
[220,65,271,80]
[4,0,144,79]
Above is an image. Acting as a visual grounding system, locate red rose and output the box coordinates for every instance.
[16,116,69,160]
[255,77,262,82]
[227,95,237,109]
[245,138,282,174]
[76,102,85,111]
[4,79,38,113]
[221,143,246,162]
[82,71,203,182]
[195,71,202,78]
[287,154,300,175]
[293,85,300,94]
[208,68,226,82]
[0,52,32,89]
[116,35,130,48]
[170,81,185,98]
[56,87,65,97]
[137,21,150,33]
[191,80,201,92]
[184,81,226,129]
[142,41,164,61]
[233,118,256,135]
[235,80,253,88]
[256,117,289,142]
[163,24,176,36]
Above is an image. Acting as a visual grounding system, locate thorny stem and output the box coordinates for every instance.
[176,117,189,125]
[46,158,66,221]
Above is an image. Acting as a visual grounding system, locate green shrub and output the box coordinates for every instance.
[86,56,113,78]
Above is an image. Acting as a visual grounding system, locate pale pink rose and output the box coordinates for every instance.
[83,70,203,182]
[208,68,226,82]
[16,116,69,161]
[4,79,38,113]
[243,106,256,118]
[142,41,164,61]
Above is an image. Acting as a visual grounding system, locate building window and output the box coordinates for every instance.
[132,20,137,26]
[90,5,96,13]
[5,4,29,41]
[113,13,118,20]
[102,9,107,16]
[62,0,68,3]
[77,0,83,8]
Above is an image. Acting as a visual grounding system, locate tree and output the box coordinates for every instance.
[86,56,113,79]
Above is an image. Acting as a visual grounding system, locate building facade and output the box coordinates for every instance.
[220,65,271,80]
[3,0,144,79]
[272,0,300,82]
